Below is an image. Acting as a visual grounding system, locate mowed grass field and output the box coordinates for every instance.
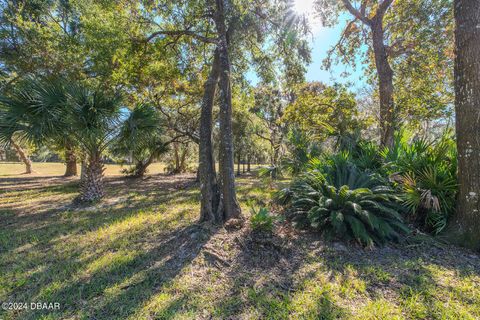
[0,162,479,319]
[0,162,168,177]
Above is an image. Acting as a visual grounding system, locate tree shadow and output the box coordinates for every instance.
[7,223,217,320]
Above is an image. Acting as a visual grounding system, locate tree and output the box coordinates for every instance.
[447,0,480,250]
[112,104,168,178]
[318,0,454,147]
[9,137,33,174]
[0,77,122,202]
[140,0,309,223]
[283,82,362,143]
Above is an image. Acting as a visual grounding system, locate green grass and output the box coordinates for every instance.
[0,167,479,319]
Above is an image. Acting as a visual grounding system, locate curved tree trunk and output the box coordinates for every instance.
[447,0,480,250]
[64,145,77,177]
[10,139,32,174]
[77,151,104,202]
[215,0,242,222]
[132,154,155,178]
[371,18,395,148]
[199,49,222,223]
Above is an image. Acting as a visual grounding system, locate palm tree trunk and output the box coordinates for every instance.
[64,145,77,177]
[77,151,104,202]
[10,139,32,174]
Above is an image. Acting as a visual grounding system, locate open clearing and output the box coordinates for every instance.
[0,163,479,320]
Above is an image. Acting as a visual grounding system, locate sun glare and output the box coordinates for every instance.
[293,0,315,16]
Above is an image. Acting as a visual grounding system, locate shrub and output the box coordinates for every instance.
[250,207,275,233]
[287,158,409,246]
[382,130,457,234]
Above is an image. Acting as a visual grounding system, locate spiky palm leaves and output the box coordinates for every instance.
[381,130,458,233]
[0,77,122,202]
[287,158,409,246]
[112,104,168,177]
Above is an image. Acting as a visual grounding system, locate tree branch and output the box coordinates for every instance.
[146,30,217,43]
[341,0,371,25]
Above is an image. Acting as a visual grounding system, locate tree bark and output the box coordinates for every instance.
[80,159,86,182]
[247,155,251,172]
[199,49,222,223]
[64,145,77,177]
[77,151,105,202]
[447,0,480,250]
[10,139,32,174]
[132,153,155,178]
[371,18,395,148]
[215,0,242,221]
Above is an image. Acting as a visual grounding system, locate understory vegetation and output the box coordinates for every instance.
[277,130,458,246]
[0,169,479,320]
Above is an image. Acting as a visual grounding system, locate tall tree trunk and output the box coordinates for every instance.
[371,18,395,148]
[247,154,251,172]
[215,0,242,221]
[237,152,241,176]
[10,139,32,174]
[179,144,189,173]
[64,144,77,177]
[77,151,104,202]
[243,161,245,174]
[199,49,222,223]
[173,142,180,173]
[448,0,480,250]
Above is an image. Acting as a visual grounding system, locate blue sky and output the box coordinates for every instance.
[305,19,365,87]
[248,1,368,91]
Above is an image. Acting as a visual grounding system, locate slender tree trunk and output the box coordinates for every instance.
[199,49,222,223]
[371,18,395,148]
[180,144,188,172]
[10,139,32,174]
[243,161,245,174]
[77,151,105,202]
[247,155,251,172]
[447,0,480,250]
[237,152,241,176]
[215,0,242,221]
[173,143,180,173]
[64,145,77,177]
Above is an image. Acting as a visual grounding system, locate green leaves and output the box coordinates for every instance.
[287,157,409,246]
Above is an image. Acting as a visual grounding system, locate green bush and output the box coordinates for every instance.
[250,207,275,233]
[382,130,457,234]
[287,158,409,246]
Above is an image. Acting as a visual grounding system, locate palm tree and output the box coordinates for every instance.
[0,78,66,174]
[111,104,168,178]
[0,77,122,202]
[65,84,122,202]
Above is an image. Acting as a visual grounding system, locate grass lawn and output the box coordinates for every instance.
[0,162,168,177]
[0,163,479,319]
